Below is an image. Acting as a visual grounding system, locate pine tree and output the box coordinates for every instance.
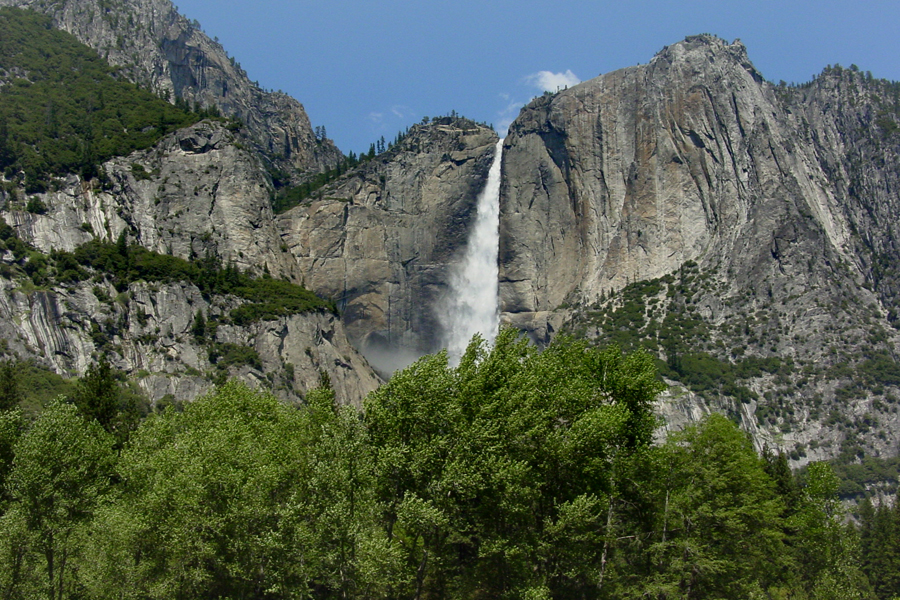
[116,229,128,258]
[860,493,900,599]
[73,355,119,432]
[192,310,206,342]
[0,360,18,412]
[763,447,801,513]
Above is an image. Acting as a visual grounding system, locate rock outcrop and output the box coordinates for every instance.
[500,35,900,463]
[5,121,296,279]
[4,11,900,464]
[0,275,380,406]
[502,36,847,334]
[0,0,342,175]
[1,119,380,405]
[278,119,499,374]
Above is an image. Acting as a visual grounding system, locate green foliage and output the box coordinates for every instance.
[364,329,664,598]
[0,359,19,412]
[207,342,261,371]
[229,276,337,323]
[0,8,200,187]
[271,162,352,213]
[72,356,119,431]
[791,463,870,596]
[191,309,206,342]
[858,493,900,600]
[67,239,334,321]
[857,351,900,386]
[831,455,900,499]
[80,381,396,599]
[0,334,882,599]
[6,359,77,417]
[0,408,22,505]
[5,400,115,600]
[636,414,790,598]
[25,196,47,214]
[570,265,794,405]
[72,355,140,447]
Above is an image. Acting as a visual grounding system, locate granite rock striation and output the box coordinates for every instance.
[278,118,499,373]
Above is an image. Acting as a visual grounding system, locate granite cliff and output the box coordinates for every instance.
[0,3,378,405]
[2,0,900,468]
[0,119,380,405]
[500,35,900,464]
[278,118,498,374]
[0,275,379,406]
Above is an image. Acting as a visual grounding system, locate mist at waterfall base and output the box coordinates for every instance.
[358,139,504,377]
[440,139,504,365]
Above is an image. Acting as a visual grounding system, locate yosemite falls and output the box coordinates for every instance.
[441,139,504,363]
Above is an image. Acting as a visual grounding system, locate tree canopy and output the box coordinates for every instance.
[0,332,889,599]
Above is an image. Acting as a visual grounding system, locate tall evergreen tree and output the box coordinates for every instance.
[860,492,900,599]
[73,355,119,433]
[0,360,19,412]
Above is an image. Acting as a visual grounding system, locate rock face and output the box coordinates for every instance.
[0,2,501,401]
[500,35,900,463]
[0,276,380,406]
[0,116,499,399]
[502,36,846,335]
[278,119,499,374]
[1,119,380,405]
[0,0,341,175]
[5,121,296,279]
[3,12,900,464]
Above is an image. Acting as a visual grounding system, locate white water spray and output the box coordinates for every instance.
[441,139,504,364]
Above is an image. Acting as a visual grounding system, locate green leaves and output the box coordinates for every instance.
[364,328,665,597]
[107,382,312,597]
[82,380,398,599]
[5,400,115,600]
[69,239,334,322]
[1,332,881,598]
[644,414,789,598]
[0,7,199,187]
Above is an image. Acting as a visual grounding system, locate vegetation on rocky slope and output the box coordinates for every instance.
[0,220,335,320]
[563,257,900,487]
[270,115,490,214]
[0,7,209,191]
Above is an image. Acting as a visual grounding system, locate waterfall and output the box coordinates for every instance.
[441,138,504,364]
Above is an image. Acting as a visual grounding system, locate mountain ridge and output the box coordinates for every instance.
[0,0,342,177]
[500,34,900,464]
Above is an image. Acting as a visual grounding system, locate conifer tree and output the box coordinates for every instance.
[191,310,206,342]
[860,492,900,599]
[0,360,19,412]
[73,355,119,433]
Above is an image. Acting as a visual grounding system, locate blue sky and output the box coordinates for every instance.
[173,0,900,156]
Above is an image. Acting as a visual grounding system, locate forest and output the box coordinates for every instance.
[0,330,898,600]
[0,7,210,192]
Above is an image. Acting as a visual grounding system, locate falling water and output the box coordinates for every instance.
[442,138,504,364]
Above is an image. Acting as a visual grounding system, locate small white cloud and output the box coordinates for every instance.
[368,112,384,123]
[391,105,411,119]
[525,69,580,92]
